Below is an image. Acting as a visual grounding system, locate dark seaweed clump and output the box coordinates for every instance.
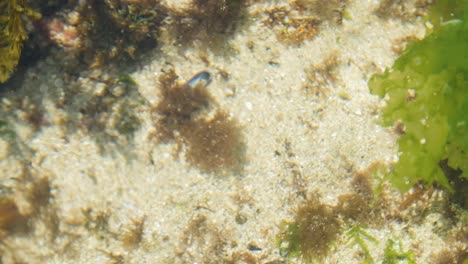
[166,0,248,42]
[278,169,381,262]
[77,0,167,65]
[152,68,245,174]
[278,196,340,262]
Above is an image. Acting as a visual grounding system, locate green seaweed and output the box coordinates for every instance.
[117,74,137,87]
[278,221,301,258]
[346,226,377,264]
[0,0,40,83]
[369,0,468,192]
[382,239,416,264]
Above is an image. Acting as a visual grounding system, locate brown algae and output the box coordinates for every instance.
[152,67,245,173]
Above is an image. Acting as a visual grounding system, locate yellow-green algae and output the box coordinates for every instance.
[369,0,468,192]
[0,0,40,83]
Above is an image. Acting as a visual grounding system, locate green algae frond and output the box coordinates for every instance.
[0,0,40,83]
[369,0,468,192]
[382,239,416,264]
[346,226,377,264]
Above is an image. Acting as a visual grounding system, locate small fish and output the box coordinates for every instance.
[186,71,211,88]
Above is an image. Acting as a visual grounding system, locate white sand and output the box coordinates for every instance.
[0,1,461,263]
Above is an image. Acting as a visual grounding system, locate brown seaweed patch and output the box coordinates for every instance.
[163,0,248,49]
[0,197,21,231]
[277,164,386,262]
[61,0,168,66]
[336,193,371,223]
[291,0,348,25]
[278,196,340,262]
[336,164,384,225]
[391,35,421,55]
[262,0,348,45]
[432,245,468,264]
[152,68,245,174]
[303,53,340,98]
[263,6,321,45]
[154,69,213,141]
[178,214,230,263]
[374,0,431,21]
[120,216,145,249]
[180,111,244,172]
[276,17,321,45]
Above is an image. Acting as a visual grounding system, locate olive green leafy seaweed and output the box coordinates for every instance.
[0,0,40,83]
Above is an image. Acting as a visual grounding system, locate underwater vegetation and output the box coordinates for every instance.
[278,196,340,262]
[178,214,230,263]
[0,197,20,231]
[275,163,457,263]
[291,0,348,24]
[369,0,468,193]
[31,0,251,81]
[152,67,245,173]
[2,0,251,83]
[0,166,54,249]
[167,0,248,38]
[277,194,421,263]
[374,0,431,21]
[0,0,40,83]
[277,170,379,262]
[73,0,167,65]
[160,0,249,56]
[303,53,341,99]
[64,71,145,156]
[431,242,468,264]
[346,231,417,264]
[382,239,416,264]
[263,5,321,45]
[346,226,377,264]
[262,5,321,46]
[40,0,168,70]
[277,194,382,263]
[262,1,348,45]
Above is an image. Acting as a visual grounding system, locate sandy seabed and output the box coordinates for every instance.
[0,1,465,263]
